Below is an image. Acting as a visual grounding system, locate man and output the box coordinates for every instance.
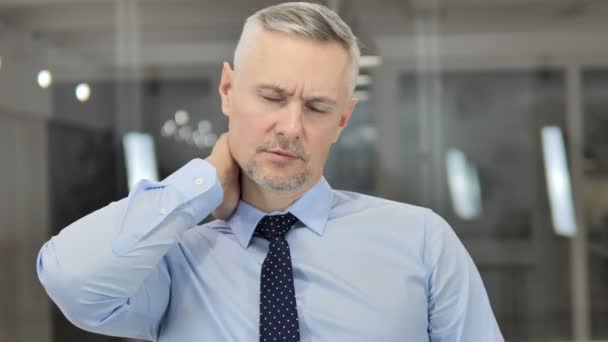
[37,2,503,341]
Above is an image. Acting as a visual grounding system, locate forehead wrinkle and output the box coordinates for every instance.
[257,84,294,96]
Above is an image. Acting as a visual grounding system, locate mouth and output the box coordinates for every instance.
[263,149,301,163]
[266,149,298,158]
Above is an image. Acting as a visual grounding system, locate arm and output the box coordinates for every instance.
[37,159,223,340]
[424,210,504,342]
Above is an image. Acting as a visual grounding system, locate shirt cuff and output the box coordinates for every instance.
[112,158,223,255]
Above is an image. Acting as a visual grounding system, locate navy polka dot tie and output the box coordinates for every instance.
[255,213,301,342]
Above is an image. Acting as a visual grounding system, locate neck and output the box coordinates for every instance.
[240,173,320,213]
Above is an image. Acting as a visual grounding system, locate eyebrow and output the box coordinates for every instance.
[256,84,337,106]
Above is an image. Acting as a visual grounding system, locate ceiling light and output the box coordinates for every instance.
[75,83,91,102]
[37,70,53,89]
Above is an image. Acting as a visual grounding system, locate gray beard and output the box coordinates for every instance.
[242,158,311,193]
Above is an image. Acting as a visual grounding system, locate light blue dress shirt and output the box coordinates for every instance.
[37,158,504,341]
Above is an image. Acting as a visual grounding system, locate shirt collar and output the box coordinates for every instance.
[226,177,333,249]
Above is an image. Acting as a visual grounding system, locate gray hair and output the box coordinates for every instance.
[234,2,360,94]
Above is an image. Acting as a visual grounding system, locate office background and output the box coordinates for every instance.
[1,0,607,341]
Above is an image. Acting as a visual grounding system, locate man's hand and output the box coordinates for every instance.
[206,133,240,220]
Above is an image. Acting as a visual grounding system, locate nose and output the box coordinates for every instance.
[275,102,303,139]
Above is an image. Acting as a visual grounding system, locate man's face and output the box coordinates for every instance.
[219,29,357,192]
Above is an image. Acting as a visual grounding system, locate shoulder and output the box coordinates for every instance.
[332,189,458,235]
[330,189,440,227]
[332,191,468,272]
[329,189,461,265]
[330,189,454,245]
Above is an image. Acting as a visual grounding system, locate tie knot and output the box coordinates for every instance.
[255,213,298,241]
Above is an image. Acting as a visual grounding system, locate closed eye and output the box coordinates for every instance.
[308,106,328,113]
[262,95,283,102]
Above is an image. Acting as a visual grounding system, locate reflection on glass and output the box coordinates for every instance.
[198,120,212,134]
[445,148,483,220]
[175,109,190,125]
[541,126,577,237]
[161,119,177,137]
[122,132,159,190]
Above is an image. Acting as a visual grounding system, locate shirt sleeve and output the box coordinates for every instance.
[36,158,223,340]
[424,210,504,342]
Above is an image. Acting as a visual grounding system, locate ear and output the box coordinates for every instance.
[218,61,234,117]
[332,98,358,143]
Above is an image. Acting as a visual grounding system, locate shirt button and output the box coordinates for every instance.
[296,299,302,307]
[160,208,167,215]
[195,178,204,185]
